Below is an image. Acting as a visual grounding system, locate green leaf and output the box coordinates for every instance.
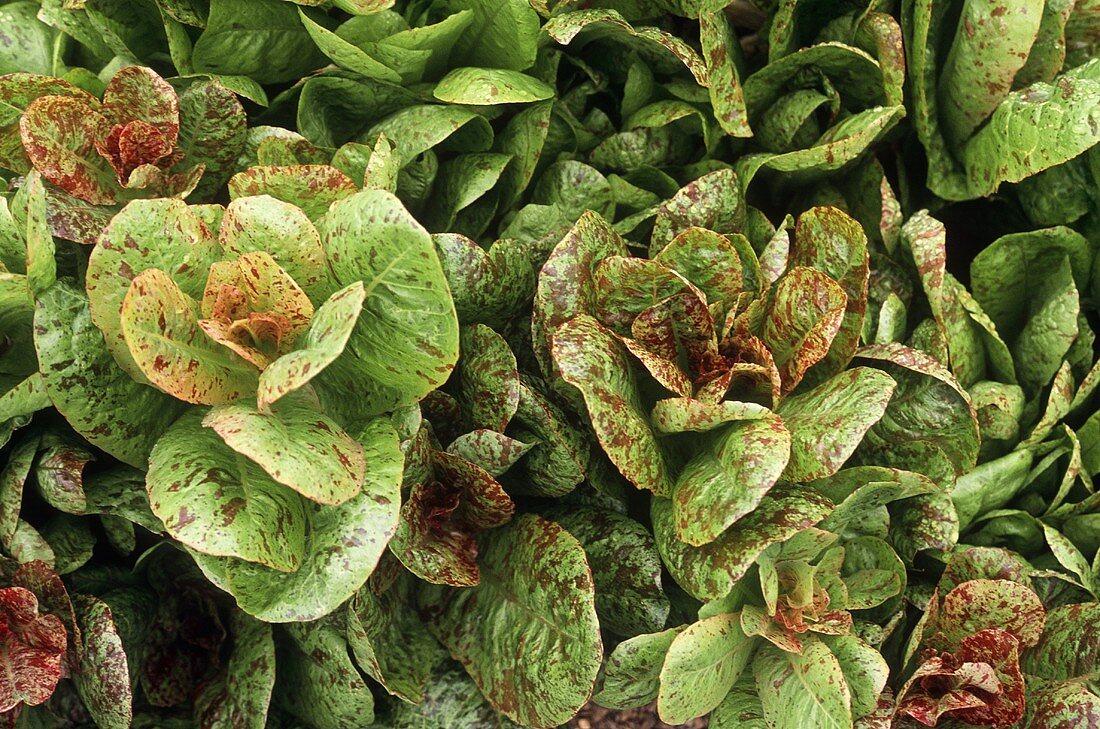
[854,343,980,482]
[434,67,553,105]
[0,3,55,76]
[193,612,276,729]
[346,568,441,703]
[175,78,247,201]
[962,60,1100,197]
[366,105,493,168]
[777,367,896,482]
[673,414,791,546]
[438,0,540,71]
[933,579,1046,650]
[649,169,745,256]
[121,268,260,405]
[316,189,459,420]
[420,514,602,729]
[654,485,834,601]
[297,9,404,84]
[552,314,674,496]
[753,636,852,729]
[594,627,684,711]
[86,198,223,382]
[148,410,307,572]
[72,594,133,729]
[547,505,669,637]
[203,396,365,505]
[191,0,325,84]
[1021,602,1100,680]
[33,282,186,468]
[190,417,401,622]
[761,266,847,394]
[710,674,768,729]
[433,233,545,326]
[257,282,365,410]
[657,612,757,724]
[277,621,375,728]
[820,634,889,721]
[699,10,751,137]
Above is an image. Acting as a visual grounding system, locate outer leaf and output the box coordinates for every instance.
[552,314,673,496]
[777,368,896,482]
[317,190,459,419]
[175,78,247,200]
[420,514,602,729]
[673,414,791,546]
[203,397,366,505]
[192,417,401,622]
[753,636,852,729]
[594,627,684,711]
[934,579,1046,650]
[277,621,375,728]
[1021,602,1100,680]
[72,594,132,729]
[227,166,358,222]
[148,411,307,571]
[548,506,669,637]
[434,67,553,105]
[33,282,186,468]
[19,96,119,205]
[658,612,756,724]
[193,612,275,729]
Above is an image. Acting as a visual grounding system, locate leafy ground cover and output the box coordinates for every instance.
[0,0,1098,727]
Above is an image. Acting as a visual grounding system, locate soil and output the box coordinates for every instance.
[568,703,709,729]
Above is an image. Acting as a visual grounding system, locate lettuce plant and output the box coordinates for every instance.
[0,0,1097,728]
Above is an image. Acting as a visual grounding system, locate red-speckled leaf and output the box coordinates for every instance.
[898,628,1025,728]
[120,268,259,404]
[446,429,534,479]
[315,190,459,420]
[699,10,751,138]
[276,621,376,727]
[434,232,546,327]
[673,413,791,546]
[761,266,847,394]
[33,282,187,468]
[33,435,93,515]
[552,315,674,496]
[1020,602,1100,681]
[653,227,749,315]
[593,255,691,335]
[1023,681,1100,729]
[777,367,896,482]
[932,579,1046,651]
[10,560,79,661]
[789,207,870,383]
[595,627,684,711]
[0,586,66,712]
[346,564,442,704]
[753,635,852,729]
[546,505,669,638]
[219,195,334,301]
[0,438,35,548]
[390,450,513,587]
[854,343,980,482]
[456,324,520,433]
[0,74,98,174]
[228,166,357,221]
[544,9,707,85]
[193,611,275,729]
[175,78,247,201]
[19,96,120,204]
[257,282,365,411]
[86,198,223,382]
[419,514,602,729]
[147,410,308,572]
[101,66,178,135]
[653,485,834,601]
[188,417,402,623]
[71,594,131,729]
[651,398,770,434]
[203,395,366,506]
[658,613,757,724]
[532,210,628,379]
[649,169,745,256]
